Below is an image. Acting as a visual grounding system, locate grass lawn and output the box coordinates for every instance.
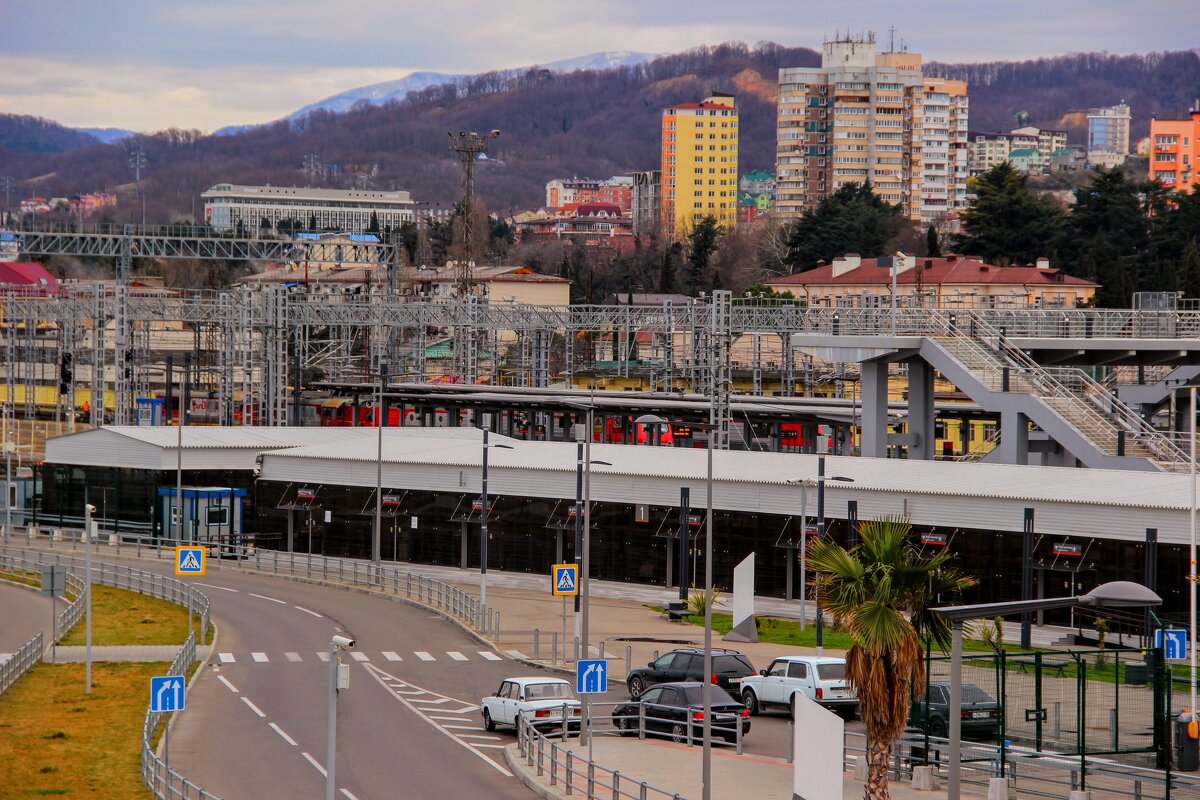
[0,662,165,799]
[0,568,42,590]
[59,585,203,647]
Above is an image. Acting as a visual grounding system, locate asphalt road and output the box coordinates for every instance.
[0,581,51,659]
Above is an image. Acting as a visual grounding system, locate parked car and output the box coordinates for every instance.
[625,648,756,698]
[909,682,1001,739]
[612,681,751,743]
[481,677,582,733]
[739,656,858,719]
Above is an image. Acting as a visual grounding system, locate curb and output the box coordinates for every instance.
[504,742,569,800]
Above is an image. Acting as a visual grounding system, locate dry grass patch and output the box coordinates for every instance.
[0,662,165,799]
[59,585,199,647]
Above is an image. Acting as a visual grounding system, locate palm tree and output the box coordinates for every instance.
[808,516,974,800]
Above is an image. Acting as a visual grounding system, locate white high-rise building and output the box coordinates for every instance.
[202,184,415,233]
[776,35,969,224]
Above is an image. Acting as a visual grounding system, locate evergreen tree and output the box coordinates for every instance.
[367,211,380,233]
[397,221,419,265]
[784,182,902,271]
[925,226,942,258]
[954,163,1064,265]
[659,242,680,293]
[308,213,318,231]
[1180,241,1200,300]
[685,216,722,294]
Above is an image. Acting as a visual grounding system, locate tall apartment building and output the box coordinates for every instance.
[660,93,739,239]
[776,36,969,225]
[1088,103,1131,155]
[968,126,1067,174]
[1149,104,1200,192]
[202,184,415,233]
[631,170,662,234]
[545,176,634,214]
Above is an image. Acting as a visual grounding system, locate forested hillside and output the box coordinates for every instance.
[0,115,99,154]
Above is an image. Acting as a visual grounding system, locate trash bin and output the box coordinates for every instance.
[1124,661,1148,685]
[1176,714,1200,772]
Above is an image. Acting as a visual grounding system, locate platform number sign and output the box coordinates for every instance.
[1156,629,1188,661]
[552,563,578,596]
[175,546,205,576]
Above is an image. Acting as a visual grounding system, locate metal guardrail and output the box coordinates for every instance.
[140,632,216,800]
[0,631,43,697]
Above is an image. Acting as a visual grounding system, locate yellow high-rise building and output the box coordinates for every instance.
[660,92,739,240]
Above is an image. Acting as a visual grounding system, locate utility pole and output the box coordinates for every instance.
[446,130,500,295]
[0,177,14,216]
[129,142,147,227]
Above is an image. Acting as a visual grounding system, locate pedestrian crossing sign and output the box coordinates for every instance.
[552,563,578,596]
[175,546,205,576]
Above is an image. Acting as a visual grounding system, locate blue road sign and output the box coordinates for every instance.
[176,546,205,576]
[1156,629,1189,660]
[552,563,579,597]
[150,676,186,712]
[576,659,608,694]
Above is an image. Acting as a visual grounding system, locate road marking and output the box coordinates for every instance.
[241,697,266,717]
[218,652,235,663]
[269,722,297,746]
[363,664,512,777]
[410,697,451,705]
[350,651,369,662]
[216,675,240,693]
[478,651,502,661]
[340,790,361,800]
[249,592,287,605]
[294,605,322,618]
[458,733,503,740]
[414,651,435,661]
[285,652,302,662]
[302,752,327,777]
[381,651,402,661]
[442,724,487,731]
[430,714,473,721]
[0,654,11,664]
[316,652,330,661]
[251,652,269,663]
[195,582,238,593]
[446,651,467,661]
[471,743,508,749]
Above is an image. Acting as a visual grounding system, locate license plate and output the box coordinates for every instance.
[727,677,743,684]
[972,711,991,719]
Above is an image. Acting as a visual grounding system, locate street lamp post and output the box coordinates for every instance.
[84,502,94,694]
[373,364,388,573]
[478,422,514,614]
[566,402,610,661]
[785,479,812,628]
[934,582,1162,800]
[638,413,715,800]
[811,455,854,656]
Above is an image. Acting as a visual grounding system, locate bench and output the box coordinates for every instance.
[1012,656,1069,676]
[666,601,688,621]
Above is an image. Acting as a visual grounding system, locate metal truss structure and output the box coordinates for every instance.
[5,228,1200,451]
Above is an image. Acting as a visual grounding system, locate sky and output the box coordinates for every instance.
[2,0,1196,133]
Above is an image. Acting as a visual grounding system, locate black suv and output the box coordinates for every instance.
[626,648,756,698]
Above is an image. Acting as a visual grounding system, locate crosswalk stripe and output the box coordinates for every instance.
[414,651,435,661]
[410,697,451,704]
[381,651,402,661]
[350,651,369,662]
[446,651,467,661]
[251,652,269,663]
[458,733,503,740]
[218,652,236,663]
[316,652,330,662]
[471,743,508,749]
[477,651,502,661]
[285,652,302,662]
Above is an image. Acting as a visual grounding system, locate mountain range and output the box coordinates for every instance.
[1,43,1197,217]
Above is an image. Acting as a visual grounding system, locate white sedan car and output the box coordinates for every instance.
[481,677,582,733]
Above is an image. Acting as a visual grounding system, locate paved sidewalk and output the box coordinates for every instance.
[504,737,960,800]
[48,644,211,663]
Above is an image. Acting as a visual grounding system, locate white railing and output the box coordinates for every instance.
[0,631,43,697]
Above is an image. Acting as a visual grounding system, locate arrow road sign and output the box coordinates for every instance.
[552,563,579,597]
[175,546,205,576]
[1156,628,1188,661]
[150,676,186,712]
[576,659,607,694]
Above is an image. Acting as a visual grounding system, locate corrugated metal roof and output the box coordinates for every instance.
[263,433,1190,512]
[49,425,482,451]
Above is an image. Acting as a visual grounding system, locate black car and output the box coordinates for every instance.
[625,648,756,698]
[612,682,751,744]
[909,682,1001,739]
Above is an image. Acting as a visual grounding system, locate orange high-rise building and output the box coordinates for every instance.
[1150,105,1200,192]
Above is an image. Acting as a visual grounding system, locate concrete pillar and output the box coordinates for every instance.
[907,359,936,460]
[860,360,889,458]
[286,509,294,552]
[999,409,1029,465]
[959,416,971,456]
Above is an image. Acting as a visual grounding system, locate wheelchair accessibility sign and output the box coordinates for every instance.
[552,563,578,596]
[175,546,206,576]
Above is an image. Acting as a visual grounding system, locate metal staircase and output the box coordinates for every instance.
[927,311,1189,472]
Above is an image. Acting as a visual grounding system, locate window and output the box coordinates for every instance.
[768,661,787,677]
[787,662,808,679]
[205,505,229,526]
[670,653,696,671]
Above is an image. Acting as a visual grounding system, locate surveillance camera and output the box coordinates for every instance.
[85,504,96,513]
[331,634,355,649]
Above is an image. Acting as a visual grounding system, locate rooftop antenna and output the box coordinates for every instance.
[888,26,896,53]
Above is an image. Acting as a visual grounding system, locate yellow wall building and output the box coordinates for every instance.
[660,93,739,240]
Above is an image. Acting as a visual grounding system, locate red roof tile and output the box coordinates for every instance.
[0,262,61,295]
[767,256,1097,287]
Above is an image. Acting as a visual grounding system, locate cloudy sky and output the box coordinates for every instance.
[3,0,1195,133]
